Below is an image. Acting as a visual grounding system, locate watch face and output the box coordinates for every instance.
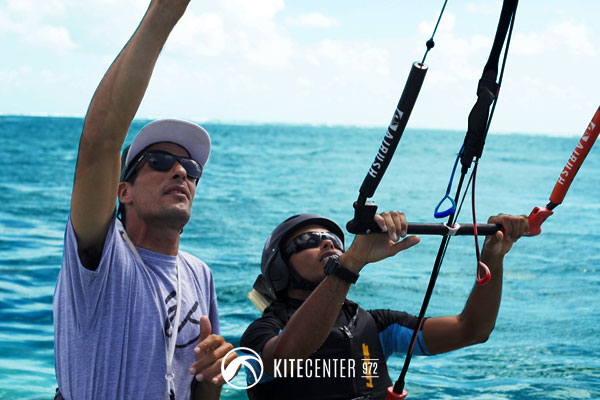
[324,255,358,284]
[324,255,339,274]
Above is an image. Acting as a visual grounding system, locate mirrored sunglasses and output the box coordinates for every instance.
[284,231,344,258]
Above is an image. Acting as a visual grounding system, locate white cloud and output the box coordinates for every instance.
[417,13,492,85]
[314,40,390,76]
[201,0,293,68]
[296,77,312,87]
[285,12,340,28]
[0,66,33,85]
[90,0,147,10]
[467,1,502,15]
[0,0,77,51]
[219,0,284,21]
[0,9,19,33]
[26,25,77,51]
[6,0,66,16]
[418,9,456,36]
[169,12,227,57]
[237,27,293,68]
[512,20,596,57]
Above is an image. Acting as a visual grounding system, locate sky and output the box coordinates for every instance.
[1,0,598,135]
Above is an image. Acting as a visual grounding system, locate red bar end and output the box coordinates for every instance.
[386,387,408,400]
[527,206,553,236]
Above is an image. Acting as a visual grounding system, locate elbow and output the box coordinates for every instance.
[471,331,491,345]
[455,315,496,347]
[464,323,495,346]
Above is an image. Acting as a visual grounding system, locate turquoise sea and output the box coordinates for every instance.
[1,115,599,399]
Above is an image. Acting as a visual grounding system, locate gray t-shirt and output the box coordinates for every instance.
[54,217,220,400]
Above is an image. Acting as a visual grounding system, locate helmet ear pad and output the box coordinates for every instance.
[263,247,290,297]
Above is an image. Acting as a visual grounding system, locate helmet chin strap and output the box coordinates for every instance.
[287,264,319,292]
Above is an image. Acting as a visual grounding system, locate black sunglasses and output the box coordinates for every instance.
[123,150,203,183]
[284,231,344,258]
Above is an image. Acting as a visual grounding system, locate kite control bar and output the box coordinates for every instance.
[527,106,600,236]
[407,223,500,236]
[348,201,501,236]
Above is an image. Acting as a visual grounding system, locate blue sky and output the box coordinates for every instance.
[1,0,598,135]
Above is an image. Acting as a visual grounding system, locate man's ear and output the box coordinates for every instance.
[118,181,132,205]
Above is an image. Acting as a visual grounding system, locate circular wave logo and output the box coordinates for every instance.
[221,347,264,390]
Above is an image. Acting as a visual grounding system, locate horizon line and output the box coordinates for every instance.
[0,112,583,138]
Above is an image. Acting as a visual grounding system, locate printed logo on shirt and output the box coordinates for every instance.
[222,347,264,390]
[163,290,201,348]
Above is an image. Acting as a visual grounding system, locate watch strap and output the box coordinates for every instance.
[324,255,359,284]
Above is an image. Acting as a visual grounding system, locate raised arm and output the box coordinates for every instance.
[422,214,529,354]
[71,0,190,267]
[260,212,420,375]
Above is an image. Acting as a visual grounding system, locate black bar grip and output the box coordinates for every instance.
[348,220,501,236]
[407,223,501,235]
[358,62,428,198]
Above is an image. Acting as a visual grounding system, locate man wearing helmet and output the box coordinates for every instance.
[241,211,528,399]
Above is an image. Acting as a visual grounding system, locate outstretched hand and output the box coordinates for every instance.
[483,214,529,258]
[342,211,420,271]
[188,316,237,386]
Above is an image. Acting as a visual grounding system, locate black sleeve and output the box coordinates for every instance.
[368,309,423,332]
[240,311,285,354]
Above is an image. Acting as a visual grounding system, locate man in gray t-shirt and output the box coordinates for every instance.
[53,1,236,399]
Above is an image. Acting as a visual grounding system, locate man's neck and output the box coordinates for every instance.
[125,223,181,256]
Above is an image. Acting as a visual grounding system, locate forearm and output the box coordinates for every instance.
[83,1,188,144]
[423,251,504,354]
[459,213,528,340]
[271,277,351,360]
[269,252,365,362]
[459,250,504,341]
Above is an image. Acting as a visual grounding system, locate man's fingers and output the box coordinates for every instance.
[192,344,237,383]
[519,214,529,237]
[488,214,529,242]
[494,229,504,241]
[379,212,396,242]
[194,334,225,359]
[374,214,387,232]
[379,211,407,242]
[191,337,233,373]
[390,211,407,238]
[198,315,211,343]
[390,236,420,256]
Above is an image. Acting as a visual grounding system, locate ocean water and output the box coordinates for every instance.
[0,115,599,399]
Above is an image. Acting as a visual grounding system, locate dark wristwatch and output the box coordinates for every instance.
[323,255,359,284]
